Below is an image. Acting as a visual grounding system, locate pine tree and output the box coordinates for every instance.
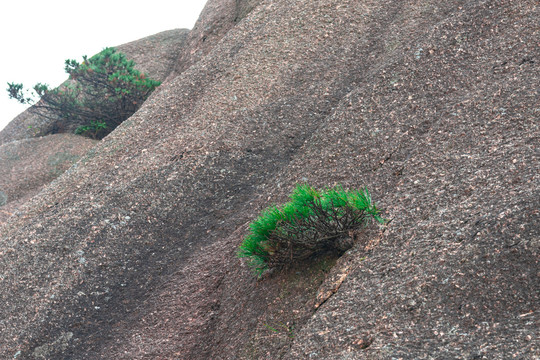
[7,47,161,139]
[238,184,386,277]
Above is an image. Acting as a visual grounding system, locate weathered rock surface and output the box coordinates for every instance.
[170,0,261,76]
[0,29,189,145]
[0,109,49,146]
[0,0,538,359]
[0,134,98,226]
[116,29,190,83]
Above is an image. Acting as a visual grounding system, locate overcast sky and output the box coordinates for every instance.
[0,0,208,132]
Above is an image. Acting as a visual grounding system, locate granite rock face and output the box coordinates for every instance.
[0,0,538,359]
[170,0,262,76]
[0,134,98,226]
[116,29,190,83]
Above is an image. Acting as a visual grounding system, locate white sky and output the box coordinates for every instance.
[0,0,208,132]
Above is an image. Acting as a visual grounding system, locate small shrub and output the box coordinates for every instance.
[7,47,160,139]
[75,120,108,139]
[238,184,385,276]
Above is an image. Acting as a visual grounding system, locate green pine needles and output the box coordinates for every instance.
[238,184,385,276]
[7,47,161,139]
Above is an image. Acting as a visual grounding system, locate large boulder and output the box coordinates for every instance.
[116,29,190,83]
[0,133,98,226]
[0,0,538,359]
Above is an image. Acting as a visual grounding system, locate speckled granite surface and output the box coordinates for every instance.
[0,0,537,358]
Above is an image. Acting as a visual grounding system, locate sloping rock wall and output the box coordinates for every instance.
[0,0,538,359]
[170,0,262,76]
[0,134,98,226]
[116,29,189,83]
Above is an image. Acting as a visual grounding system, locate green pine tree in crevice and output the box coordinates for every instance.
[238,184,386,277]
